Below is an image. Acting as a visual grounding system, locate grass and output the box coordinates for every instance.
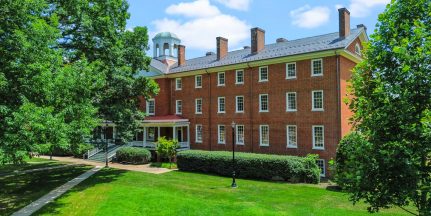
[150,162,177,169]
[0,157,66,175]
[34,169,412,216]
[0,162,92,216]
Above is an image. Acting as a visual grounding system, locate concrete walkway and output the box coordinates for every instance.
[12,166,102,216]
[39,156,173,174]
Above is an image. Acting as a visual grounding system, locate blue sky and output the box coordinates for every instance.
[126,0,390,59]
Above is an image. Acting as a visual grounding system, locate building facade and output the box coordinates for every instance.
[137,8,367,176]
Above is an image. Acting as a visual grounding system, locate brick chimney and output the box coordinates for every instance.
[338,8,350,38]
[178,45,185,66]
[251,27,265,54]
[216,37,228,60]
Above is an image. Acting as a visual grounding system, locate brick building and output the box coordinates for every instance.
[136,8,367,176]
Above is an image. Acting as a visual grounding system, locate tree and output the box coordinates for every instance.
[155,137,179,168]
[50,0,159,143]
[0,0,101,163]
[338,0,431,215]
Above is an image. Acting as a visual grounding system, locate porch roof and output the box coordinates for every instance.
[143,115,189,126]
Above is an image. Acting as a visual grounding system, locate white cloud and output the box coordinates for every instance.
[152,0,250,51]
[166,0,220,18]
[290,5,330,29]
[215,0,252,11]
[338,0,390,18]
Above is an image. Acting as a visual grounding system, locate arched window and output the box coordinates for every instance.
[163,43,169,56]
[355,43,361,56]
[155,44,160,57]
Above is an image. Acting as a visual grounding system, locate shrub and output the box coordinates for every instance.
[155,137,179,168]
[116,147,151,164]
[177,150,320,184]
[72,143,94,158]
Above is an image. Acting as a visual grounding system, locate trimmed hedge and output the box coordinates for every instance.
[116,147,151,164]
[177,150,320,184]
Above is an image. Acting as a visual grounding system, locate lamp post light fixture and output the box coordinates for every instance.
[231,121,237,188]
[105,121,109,168]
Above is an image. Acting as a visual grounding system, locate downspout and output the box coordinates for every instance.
[247,62,253,153]
[206,69,212,151]
[335,51,342,147]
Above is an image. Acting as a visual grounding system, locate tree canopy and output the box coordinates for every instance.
[336,0,431,215]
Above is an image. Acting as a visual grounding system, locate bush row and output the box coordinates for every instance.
[116,147,151,164]
[177,150,320,183]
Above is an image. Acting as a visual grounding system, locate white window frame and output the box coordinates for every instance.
[195,98,202,114]
[235,96,244,113]
[218,125,226,144]
[217,97,225,113]
[175,78,182,90]
[316,159,326,177]
[236,125,245,145]
[312,125,325,150]
[311,59,323,76]
[195,75,202,88]
[259,94,269,112]
[146,99,155,116]
[312,90,324,111]
[286,92,297,112]
[235,70,244,84]
[355,43,361,56]
[217,72,225,86]
[175,100,182,115]
[195,124,203,143]
[258,66,269,82]
[259,125,270,146]
[286,125,297,148]
[286,62,297,79]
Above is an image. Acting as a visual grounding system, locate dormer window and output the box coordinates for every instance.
[355,43,361,56]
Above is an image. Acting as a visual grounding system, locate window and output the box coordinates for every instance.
[259,66,268,82]
[218,97,225,113]
[195,75,202,88]
[311,59,323,76]
[259,125,269,146]
[176,100,182,114]
[236,70,244,84]
[146,99,155,115]
[355,43,361,56]
[312,90,324,111]
[175,78,182,90]
[147,127,156,141]
[312,125,324,150]
[286,125,297,148]
[259,94,269,112]
[286,92,297,112]
[236,125,245,145]
[316,159,326,177]
[195,124,203,143]
[195,98,202,114]
[236,96,244,113]
[286,63,296,79]
[218,72,225,86]
[218,125,226,144]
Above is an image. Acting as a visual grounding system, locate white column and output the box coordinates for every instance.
[187,125,190,147]
[169,44,174,56]
[153,44,157,57]
[143,127,147,147]
[173,126,176,140]
[159,45,163,56]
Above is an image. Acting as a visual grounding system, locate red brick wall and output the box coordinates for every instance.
[339,56,356,138]
[346,37,363,56]
[139,78,172,116]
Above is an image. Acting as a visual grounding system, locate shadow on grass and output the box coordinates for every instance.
[33,168,127,216]
[0,165,91,216]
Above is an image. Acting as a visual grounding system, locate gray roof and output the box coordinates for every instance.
[153,32,180,41]
[143,27,364,77]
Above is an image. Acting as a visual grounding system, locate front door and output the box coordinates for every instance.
[176,127,183,142]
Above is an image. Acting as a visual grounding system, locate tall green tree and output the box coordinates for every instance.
[50,0,159,143]
[0,0,101,163]
[336,0,431,215]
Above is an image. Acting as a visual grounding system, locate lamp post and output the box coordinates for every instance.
[105,121,109,168]
[231,121,237,188]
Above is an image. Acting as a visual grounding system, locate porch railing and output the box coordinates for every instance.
[143,141,190,149]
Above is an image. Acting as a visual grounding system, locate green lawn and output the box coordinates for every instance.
[0,157,67,175]
[34,169,411,216]
[150,162,177,169]
[0,162,92,216]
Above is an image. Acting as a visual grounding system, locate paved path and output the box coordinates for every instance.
[39,156,173,174]
[12,166,102,216]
